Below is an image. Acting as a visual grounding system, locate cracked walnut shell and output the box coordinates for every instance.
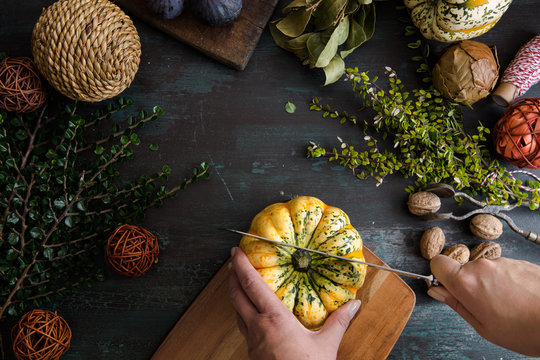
[408,191,441,216]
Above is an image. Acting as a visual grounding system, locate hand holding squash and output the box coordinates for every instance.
[229,247,361,360]
[239,196,367,329]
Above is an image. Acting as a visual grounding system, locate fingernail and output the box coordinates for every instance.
[349,300,361,315]
[231,247,237,257]
[427,287,445,302]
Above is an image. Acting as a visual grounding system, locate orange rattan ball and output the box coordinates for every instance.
[11,309,71,360]
[493,98,540,169]
[105,224,159,278]
[0,57,46,113]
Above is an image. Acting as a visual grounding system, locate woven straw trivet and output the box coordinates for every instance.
[31,0,141,102]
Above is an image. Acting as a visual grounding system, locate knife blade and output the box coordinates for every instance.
[224,228,439,286]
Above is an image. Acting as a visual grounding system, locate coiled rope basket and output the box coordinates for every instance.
[31,0,141,102]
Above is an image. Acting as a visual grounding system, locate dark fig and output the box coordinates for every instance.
[148,0,185,20]
[190,0,243,27]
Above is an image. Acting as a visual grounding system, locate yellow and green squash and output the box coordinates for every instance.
[239,196,367,330]
[404,0,513,42]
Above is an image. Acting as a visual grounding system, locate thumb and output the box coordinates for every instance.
[319,300,361,344]
[430,255,462,292]
[429,255,481,330]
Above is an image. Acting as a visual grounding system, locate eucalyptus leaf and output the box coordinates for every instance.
[323,54,346,86]
[276,8,312,38]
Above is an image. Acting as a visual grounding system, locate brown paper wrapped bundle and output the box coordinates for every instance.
[433,40,499,105]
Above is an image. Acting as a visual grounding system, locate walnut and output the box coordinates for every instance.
[470,241,501,261]
[408,191,441,216]
[442,244,470,265]
[420,227,445,260]
[469,214,503,240]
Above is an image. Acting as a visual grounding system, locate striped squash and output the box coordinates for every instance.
[404,0,512,42]
[239,196,367,330]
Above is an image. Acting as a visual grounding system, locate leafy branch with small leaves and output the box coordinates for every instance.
[307,67,540,209]
[0,99,209,319]
[398,4,432,85]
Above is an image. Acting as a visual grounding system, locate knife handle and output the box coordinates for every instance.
[425,275,440,287]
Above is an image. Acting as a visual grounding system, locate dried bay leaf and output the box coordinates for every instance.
[307,17,349,68]
[345,0,361,15]
[269,22,312,61]
[269,21,293,49]
[287,33,313,61]
[270,0,377,85]
[341,3,375,58]
[323,54,345,86]
[312,0,348,31]
[283,0,310,13]
[276,8,312,38]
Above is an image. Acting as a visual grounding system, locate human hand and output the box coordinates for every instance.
[228,247,361,360]
[428,255,540,356]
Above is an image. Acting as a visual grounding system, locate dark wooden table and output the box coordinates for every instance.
[2,1,540,359]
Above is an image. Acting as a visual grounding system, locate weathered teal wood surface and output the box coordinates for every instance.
[1,0,540,359]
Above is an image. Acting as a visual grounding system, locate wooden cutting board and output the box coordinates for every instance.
[114,0,280,70]
[152,246,416,360]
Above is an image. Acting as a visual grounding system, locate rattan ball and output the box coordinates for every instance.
[0,57,46,113]
[105,224,159,278]
[11,309,71,360]
[493,98,540,168]
[31,0,141,102]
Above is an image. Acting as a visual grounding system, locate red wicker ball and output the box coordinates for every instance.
[105,224,159,278]
[493,98,540,169]
[0,57,46,113]
[11,309,71,360]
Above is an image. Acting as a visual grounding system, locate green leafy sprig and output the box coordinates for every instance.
[398,4,432,84]
[307,67,540,209]
[0,99,209,319]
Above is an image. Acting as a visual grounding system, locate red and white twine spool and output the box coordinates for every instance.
[493,35,540,106]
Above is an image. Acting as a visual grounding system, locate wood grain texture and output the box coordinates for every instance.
[114,0,279,70]
[1,1,540,359]
[152,247,415,360]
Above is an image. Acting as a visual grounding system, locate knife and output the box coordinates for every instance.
[224,228,439,286]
